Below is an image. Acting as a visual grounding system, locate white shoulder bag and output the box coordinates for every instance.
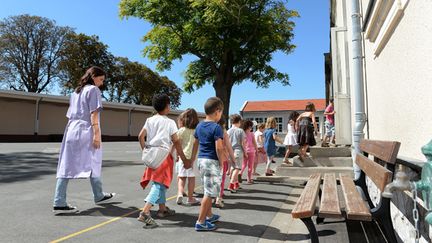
[141,145,171,169]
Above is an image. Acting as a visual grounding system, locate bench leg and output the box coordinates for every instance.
[301,217,319,243]
[316,216,324,225]
[376,218,398,243]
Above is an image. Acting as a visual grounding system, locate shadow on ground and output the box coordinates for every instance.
[0,152,140,183]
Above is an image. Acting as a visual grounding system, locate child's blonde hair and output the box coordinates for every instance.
[265,117,277,129]
[257,123,265,130]
[178,108,199,129]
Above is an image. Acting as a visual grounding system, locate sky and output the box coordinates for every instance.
[0,0,329,113]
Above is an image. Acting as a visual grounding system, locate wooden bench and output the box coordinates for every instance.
[291,139,401,243]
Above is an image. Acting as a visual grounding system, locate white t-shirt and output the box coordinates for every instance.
[254,130,264,148]
[143,114,178,149]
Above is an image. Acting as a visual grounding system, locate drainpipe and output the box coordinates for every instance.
[34,98,43,135]
[128,108,135,137]
[351,0,367,179]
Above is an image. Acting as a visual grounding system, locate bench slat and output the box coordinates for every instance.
[339,173,372,221]
[360,139,401,163]
[292,173,321,218]
[319,173,342,218]
[356,154,393,192]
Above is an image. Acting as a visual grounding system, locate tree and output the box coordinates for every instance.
[58,33,115,94]
[108,57,182,108]
[119,0,298,118]
[0,14,72,93]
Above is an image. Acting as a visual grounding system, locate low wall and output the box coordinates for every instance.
[0,90,204,142]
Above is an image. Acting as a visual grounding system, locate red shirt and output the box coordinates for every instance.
[325,104,334,125]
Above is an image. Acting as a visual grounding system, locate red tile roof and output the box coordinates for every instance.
[241,99,326,112]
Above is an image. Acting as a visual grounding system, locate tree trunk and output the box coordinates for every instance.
[213,75,233,128]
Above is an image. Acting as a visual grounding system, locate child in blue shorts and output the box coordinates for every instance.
[191,97,227,231]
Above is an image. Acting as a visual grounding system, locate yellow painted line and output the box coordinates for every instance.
[50,186,202,243]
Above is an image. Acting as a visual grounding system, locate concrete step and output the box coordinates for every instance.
[254,175,310,183]
[281,156,353,167]
[309,146,351,157]
[275,166,354,178]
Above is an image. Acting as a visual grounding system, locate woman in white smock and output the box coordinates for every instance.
[53,66,115,213]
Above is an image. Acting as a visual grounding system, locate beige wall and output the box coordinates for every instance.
[362,0,432,160]
[101,108,129,136]
[0,93,205,138]
[130,112,151,136]
[0,98,36,135]
[39,102,69,135]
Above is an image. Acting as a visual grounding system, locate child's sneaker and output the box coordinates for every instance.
[53,205,78,214]
[176,195,183,205]
[156,207,176,218]
[234,182,242,190]
[195,221,216,231]
[215,197,224,208]
[186,197,200,206]
[228,183,237,193]
[206,214,220,223]
[137,212,159,229]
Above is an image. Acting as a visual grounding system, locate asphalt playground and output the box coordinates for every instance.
[0,142,306,243]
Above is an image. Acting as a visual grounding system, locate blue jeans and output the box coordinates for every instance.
[145,182,167,205]
[53,177,105,207]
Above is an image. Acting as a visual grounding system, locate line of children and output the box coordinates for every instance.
[135,95,293,231]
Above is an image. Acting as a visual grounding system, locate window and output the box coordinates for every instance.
[365,0,410,56]
[315,117,320,132]
[246,117,283,133]
[275,117,283,133]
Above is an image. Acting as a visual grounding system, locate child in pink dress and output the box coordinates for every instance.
[240,120,258,184]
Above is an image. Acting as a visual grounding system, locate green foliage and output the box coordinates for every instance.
[108,57,182,108]
[59,33,115,94]
[0,14,73,93]
[119,0,297,115]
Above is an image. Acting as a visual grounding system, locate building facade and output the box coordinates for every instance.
[240,99,326,137]
[330,0,432,241]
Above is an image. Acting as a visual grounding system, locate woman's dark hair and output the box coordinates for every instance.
[242,120,253,131]
[179,108,199,129]
[152,94,171,112]
[305,102,316,112]
[75,66,106,93]
[288,111,300,122]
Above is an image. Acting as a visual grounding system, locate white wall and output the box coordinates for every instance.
[362,0,432,160]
